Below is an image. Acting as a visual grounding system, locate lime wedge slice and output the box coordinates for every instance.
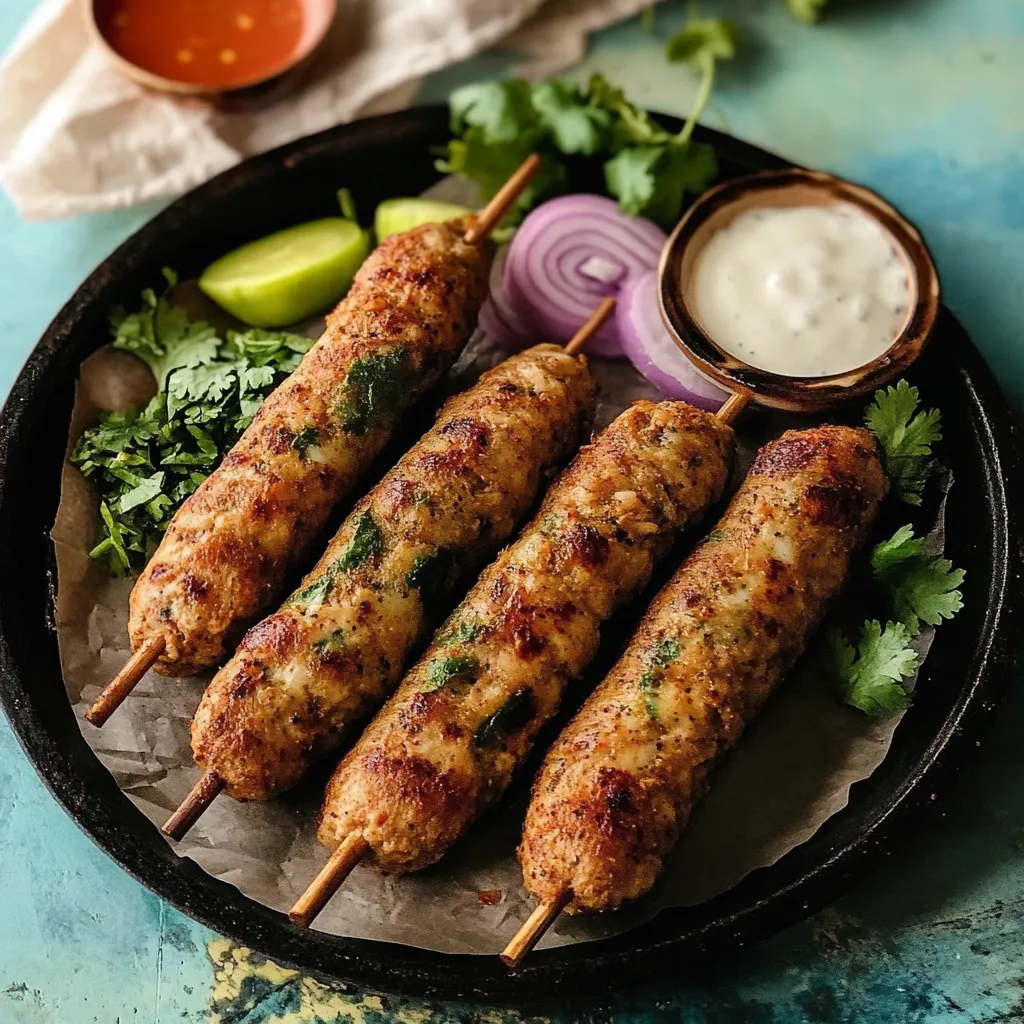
[374,199,473,242]
[199,218,371,328]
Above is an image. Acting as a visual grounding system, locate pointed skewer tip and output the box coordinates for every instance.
[499,890,571,969]
[161,771,225,842]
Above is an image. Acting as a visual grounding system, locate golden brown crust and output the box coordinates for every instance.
[190,347,595,800]
[518,425,887,912]
[128,222,493,675]
[317,402,735,871]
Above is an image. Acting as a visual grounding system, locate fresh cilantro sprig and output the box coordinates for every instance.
[439,73,719,230]
[826,523,964,716]
[71,272,313,573]
[828,620,918,716]
[865,380,942,505]
[871,524,965,634]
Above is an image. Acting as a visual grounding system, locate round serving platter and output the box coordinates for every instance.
[0,106,1020,1003]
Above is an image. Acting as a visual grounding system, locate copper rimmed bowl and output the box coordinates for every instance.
[658,168,942,413]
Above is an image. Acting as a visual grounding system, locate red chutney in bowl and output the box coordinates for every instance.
[93,0,316,90]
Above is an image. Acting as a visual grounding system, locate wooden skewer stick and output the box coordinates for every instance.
[463,154,543,246]
[289,833,370,929]
[565,297,616,357]
[500,889,572,969]
[161,771,225,841]
[85,635,165,727]
[715,390,751,425]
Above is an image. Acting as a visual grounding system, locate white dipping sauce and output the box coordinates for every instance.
[689,203,911,377]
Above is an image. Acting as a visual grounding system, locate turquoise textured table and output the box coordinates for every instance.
[1,1,1022,1021]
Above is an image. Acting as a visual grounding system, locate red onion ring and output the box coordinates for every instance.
[617,271,730,412]
[478,245,535,350]
[503,195,667,359]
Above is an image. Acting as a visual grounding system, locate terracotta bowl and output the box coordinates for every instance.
[658,168,941,413]
[84,0,337,96]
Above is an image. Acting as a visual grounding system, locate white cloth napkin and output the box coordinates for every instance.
[0,0,650,219]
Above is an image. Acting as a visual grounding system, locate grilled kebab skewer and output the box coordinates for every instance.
[85,156,542,727]
[289,399,735,928]
[162,339,598,839]
[502,425,887,966]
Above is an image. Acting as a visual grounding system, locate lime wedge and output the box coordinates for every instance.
[374,199,473,242]
[199,218,371,328]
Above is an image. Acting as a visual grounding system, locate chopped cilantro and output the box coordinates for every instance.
[649,638,681,668]
[420,655,479,693]
[871,525,965,634]
[475,689,535,748]
[337,511,384,571]
[864,380,942,505]
[291,426,319,459]
[70,271,313,573]
[336,346,412,435]
[438,619,484,645]
[828,621,918,716]
[405,547,456,605]
[638,637,682,720]
[291,571,336,614]
[312,629,346,659]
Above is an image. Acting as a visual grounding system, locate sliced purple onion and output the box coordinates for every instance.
[478,244,536,351]
[617,271,730,412]
[502,195,668,359]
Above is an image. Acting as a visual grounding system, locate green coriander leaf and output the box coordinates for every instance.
[312,629,346,660]
[118,471,166,514]
[638,671,660,721]
[438,619,484,645]
[638,636,682,720]
[604,146,664,216]
[872,526,965,633]
[450,79,538,145]
[337,511,384,571]
[665,18,738,68]
[604,142,716,227]
[291,426,320,459]
[405,547,456,606]
[95,501,131,574]
[475,689,535,747]
[649,638,681,668]
[870,523,923,571]
[167,363,237,419]
[864,380,942,505]
[240,365,276,394]
[111,270,219,390]
[831,621,918,716]
[531,79,611,155]
[291,571,335,613]
[336,346,413,435]
[890,558,965,632]
[421,655,479,693]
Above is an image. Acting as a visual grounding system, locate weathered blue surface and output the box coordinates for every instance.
[1,0,1022,1021]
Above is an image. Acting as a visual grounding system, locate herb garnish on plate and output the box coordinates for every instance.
[821,382,966,715]
[71,270,313,574]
